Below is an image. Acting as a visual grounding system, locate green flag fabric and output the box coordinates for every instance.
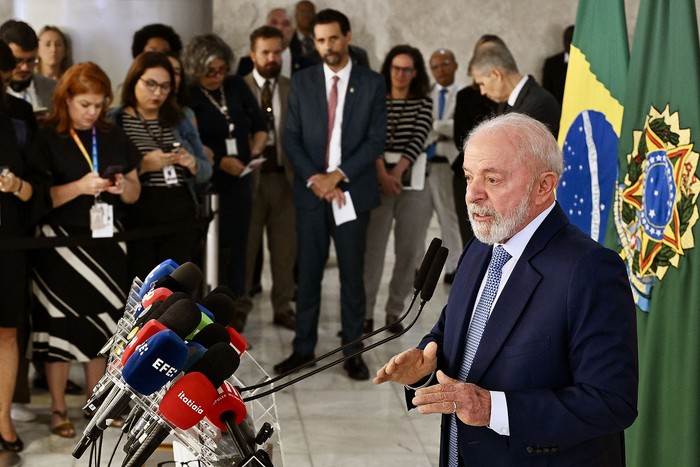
[610,0,700,464]
[557,0,629,243]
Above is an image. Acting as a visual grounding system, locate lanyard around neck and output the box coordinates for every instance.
[70,126,98,173]
[201,86,235,137]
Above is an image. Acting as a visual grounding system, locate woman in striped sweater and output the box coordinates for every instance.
[364,44,434,334]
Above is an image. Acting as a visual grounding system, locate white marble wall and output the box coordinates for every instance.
[0,0,698,87]
[211,0,692,87]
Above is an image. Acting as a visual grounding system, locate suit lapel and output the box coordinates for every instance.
[341,67,360,135]
[466,204,569,383]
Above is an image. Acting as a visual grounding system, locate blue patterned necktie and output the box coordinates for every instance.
[447,245,511,467]
[426,87,448,160]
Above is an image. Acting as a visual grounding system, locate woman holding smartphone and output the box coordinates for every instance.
[26,62,140,438]
[111,51,212,281]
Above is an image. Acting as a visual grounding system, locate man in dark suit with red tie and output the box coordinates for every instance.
[375,113,637,466]
[274,9,386,380]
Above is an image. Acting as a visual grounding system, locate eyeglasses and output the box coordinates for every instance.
[205,65,229,78]
[430,60,454,71]
[391,65,415,75]
[15,56,39,67]
[139,78,171,94]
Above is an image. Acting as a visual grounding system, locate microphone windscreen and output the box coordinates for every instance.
[141,287,174,311]
[197,303,215,321]
[122,330,188,395]
[158,299,201,338]
[200,292,236,326]
[121,319,167,364]
[192,323,230,348]
[158,372,218,429]
[205,380,246,430]
[138,259,179,298]
[183,342,207,371]
[420,246,448,301]
[188,342,240,388]
[414,238,443,291]
[226,326,248,355]
[154,262,201,296]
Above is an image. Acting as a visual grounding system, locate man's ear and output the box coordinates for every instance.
[346,30,353,45]
[537,171,558,199]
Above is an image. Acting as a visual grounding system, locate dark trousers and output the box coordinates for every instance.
[217,177,252,297]
[293,205,369,356]
[126,186,198,282]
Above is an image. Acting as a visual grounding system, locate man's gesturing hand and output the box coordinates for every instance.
[373,341,438,385]
[412,371,491,426]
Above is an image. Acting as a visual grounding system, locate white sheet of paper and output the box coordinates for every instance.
[239,157,267,177]
[332,191,357,226]
[404,152,427,191]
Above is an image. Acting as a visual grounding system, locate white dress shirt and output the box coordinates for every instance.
[507,75,530,107]
[429,82,461,163]
[323,60,352,172]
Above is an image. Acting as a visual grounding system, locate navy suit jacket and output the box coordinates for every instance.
[283,63,386,213]
[415,204,638,466]
[499,75,561,137]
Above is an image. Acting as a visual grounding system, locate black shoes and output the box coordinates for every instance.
[33,376,83,395]
[343,355,369,380]
[385,314,405,334]
[274,351,315,374]
[0,434,24,452]
[273,310,296,330]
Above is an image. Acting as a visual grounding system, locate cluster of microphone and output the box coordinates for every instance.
[74,260,273,467]
[74,238,448,467]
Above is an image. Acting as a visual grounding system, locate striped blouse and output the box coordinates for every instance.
[120,113,188,187]
[384,97,433,164]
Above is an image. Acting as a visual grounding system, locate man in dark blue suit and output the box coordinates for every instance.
[375,114,638,465]
[274,9,386,380]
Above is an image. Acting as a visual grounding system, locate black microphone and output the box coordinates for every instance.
[242,246,448,402]
[241,238,444,394]
[201,288,237,326]
[151,261,202,298]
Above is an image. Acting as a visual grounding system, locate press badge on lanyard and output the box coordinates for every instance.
[71,127,114,238]
[225,124,238,156]
[162,165,179,185]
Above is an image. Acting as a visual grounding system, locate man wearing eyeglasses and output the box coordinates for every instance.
[0,20,56,116]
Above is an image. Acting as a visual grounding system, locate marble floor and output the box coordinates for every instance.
[9,219,452,467]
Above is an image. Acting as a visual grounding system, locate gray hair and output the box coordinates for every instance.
[465,113,563,177]
[468,41,518,75]
[181,33,234,84]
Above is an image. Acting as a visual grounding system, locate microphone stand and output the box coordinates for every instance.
[242,247,447,403]
[240,238,445,394]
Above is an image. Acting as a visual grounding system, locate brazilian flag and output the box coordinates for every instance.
[609,0,700,465]
[556,0,629,243]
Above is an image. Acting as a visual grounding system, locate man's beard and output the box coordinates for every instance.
[467,192,531,245]
[257,63,281,79]
[9,78,31,93]
[323,51,341,67]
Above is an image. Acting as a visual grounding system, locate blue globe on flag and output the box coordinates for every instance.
[558,110,619,243]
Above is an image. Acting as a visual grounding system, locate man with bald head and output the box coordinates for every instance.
[425,48,463,283]
[469,41,560,136]
[375,113,637,466]
[237,7,314,78]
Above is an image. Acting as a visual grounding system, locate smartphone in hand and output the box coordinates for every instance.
[101,165,124,186]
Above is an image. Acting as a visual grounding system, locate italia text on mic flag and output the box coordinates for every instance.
[607,0,700,465]
[556,0,629,243]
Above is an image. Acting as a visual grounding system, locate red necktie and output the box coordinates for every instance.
[325,75,339,168]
